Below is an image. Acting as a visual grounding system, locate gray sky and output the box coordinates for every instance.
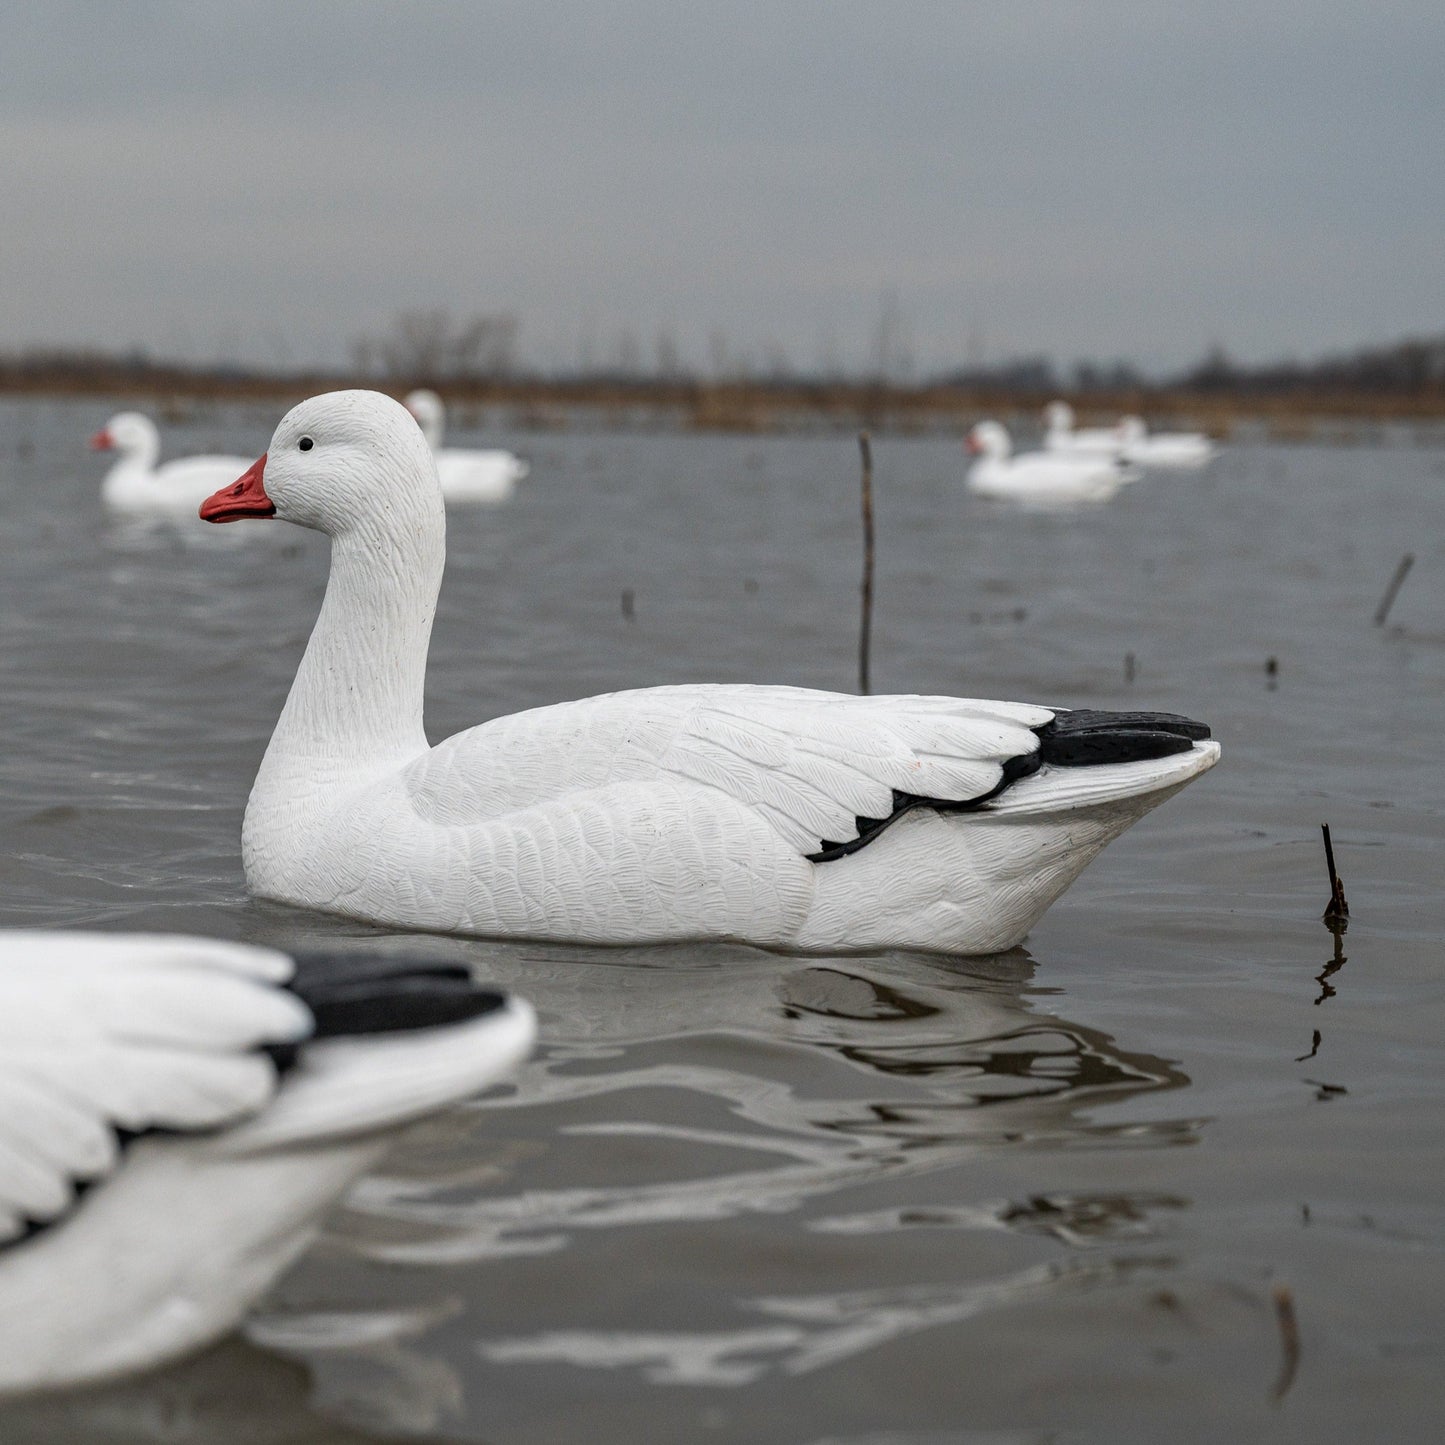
[2,1,1441,375]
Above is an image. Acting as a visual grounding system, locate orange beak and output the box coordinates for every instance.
[200,453,275,523]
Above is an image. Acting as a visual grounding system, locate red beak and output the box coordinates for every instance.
[88,429,113,451]
[964,433,982,455]
[200,453,276,523]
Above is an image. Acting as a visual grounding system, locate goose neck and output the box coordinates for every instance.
[263,517,443,774]
[123,431,160,470]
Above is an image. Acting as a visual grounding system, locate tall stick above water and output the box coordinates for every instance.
[858,431,874,695]
[1373,552,1414,628]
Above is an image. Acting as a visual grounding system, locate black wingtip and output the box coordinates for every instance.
[1036,709,1210,767]
[285,952,510,1040]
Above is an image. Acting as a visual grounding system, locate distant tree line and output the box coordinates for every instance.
[935,334,1445,396]
[1175,336,1445,393]
[350,310,519,382]
[3,318,1445,396]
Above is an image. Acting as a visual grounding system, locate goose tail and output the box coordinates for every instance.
[223,956,535,1152]
[990,708,1220,817]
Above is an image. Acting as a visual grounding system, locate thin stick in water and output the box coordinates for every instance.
[1270,1282,1301,1402]
[858,431,874,695]
[1373,552,1414,627]
[1321,823,1349,929]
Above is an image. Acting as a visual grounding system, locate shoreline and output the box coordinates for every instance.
[5,369,1445,439]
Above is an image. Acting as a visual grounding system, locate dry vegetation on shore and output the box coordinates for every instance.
[5,360,1445,440]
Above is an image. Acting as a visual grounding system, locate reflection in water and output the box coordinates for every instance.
[0,1337,385,1445]
[817,1191,1189,1248]
[479,1255,1175,1386]
[1315,929,1346,1006]
[327,946,1197,1268]
[247,1301,468,1437]
[198,942,1208,1422]
[0,935,1204,1435]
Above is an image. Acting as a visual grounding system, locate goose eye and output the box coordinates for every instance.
[298,436,314,452]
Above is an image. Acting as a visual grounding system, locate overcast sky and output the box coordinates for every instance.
[2,2,1441,376]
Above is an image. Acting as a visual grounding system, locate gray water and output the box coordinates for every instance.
[1,397,1443,1443]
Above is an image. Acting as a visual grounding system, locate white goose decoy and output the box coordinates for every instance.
[1116,415,1218,469]
[0,931,535,1395]
[200,390,1219,955]
[1042,400,1127,458]
[403,389,529,504]
[90,412,256,515]
[965,421,1129,506]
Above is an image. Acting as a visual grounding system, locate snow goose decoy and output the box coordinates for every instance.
[90,412,256,515]
[1041,400,1129,458]
[0,931,534,1395]
[404,389,528,504]
[1116,415,1218,469]
[965,421,1130,505]
[201,389,1219,954]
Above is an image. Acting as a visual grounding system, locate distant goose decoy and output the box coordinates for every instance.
[90,412,255,515]
[200,390,1219,955]
[0,932,535,1395]
[404,389,529,504]
[1042,400,1128,458]
[965,421,1130,505]
[1116,415,1218,469]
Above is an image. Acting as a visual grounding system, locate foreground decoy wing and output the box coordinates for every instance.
[0,934,310,1244]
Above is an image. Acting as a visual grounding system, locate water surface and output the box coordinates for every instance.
[1,398,1443,1442]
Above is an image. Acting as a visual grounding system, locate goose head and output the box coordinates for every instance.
[1118,416,1148,446]
[403,388,445,450]
[89,411,159,467]
[965,421,1012,460]
[200,389,442,538]
[1044,400,1075,434]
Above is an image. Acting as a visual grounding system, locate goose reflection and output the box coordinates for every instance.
[3,938,1206,1428]
[480,1253,1179,1387]
[0,1296,467,1441]
[113,928,1198,1415]
[0,1333,395,1443]
[306,939,1198,1265]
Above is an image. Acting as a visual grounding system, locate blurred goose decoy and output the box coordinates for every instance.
[89,412,255,515]
[965,420,1131,505]
[1116,415,1218,469]
[0,931,535,1395]
[403,389,529,504]
[1041,400,1128,458]
[199,390,1218,956]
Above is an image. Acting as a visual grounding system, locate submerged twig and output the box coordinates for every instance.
[1270,1282,1301,1402]
[858,431,874,695]
[1372,552,1414,627]
[1314,929,1346,1005]
[1320,824,1348,931]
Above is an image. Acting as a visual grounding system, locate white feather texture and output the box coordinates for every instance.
[0,931,535,1395]
[208,390,1219,955]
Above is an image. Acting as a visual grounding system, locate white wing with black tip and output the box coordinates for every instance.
[407,683,1058,856]
[0,933,311,1245]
